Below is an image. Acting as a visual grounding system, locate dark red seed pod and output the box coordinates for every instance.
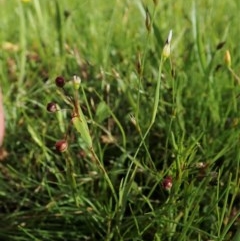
[55,76,65,88]
[46,102,57,113]
[55,139,68,152]
[162,176,173,191]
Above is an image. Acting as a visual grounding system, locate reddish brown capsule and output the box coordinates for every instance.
[55,76,65,88]
[55,139,68,152]
[162,176,173,191]
[46,102,57,113]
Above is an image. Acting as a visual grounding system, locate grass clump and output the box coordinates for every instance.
[1,0,240,240]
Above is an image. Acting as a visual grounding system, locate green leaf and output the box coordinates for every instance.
[95,101,111,123]
[72,106,92,149]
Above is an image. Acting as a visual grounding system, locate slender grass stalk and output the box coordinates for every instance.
[132,4,160,169]
[232,225,240,241]
[92,89,127,149]
[135,4,158,123]
[54,0,64,56]
[89,146,118,203]
[229,68,240,85]
[134,52,164,158]
[218,173,232,237]
[64,151,80,207]
[18,1,27,87]
[191,1,206,75]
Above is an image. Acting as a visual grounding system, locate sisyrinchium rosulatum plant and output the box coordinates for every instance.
[42,12,240,238]
[2,0,240,240]
[47,75,117,204]
[45,28,175,227]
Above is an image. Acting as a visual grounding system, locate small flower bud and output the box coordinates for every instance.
[105,84,110,94]
[129,114,137,126]
[46,102,58,113]
[162,30,172,60]
[136,52,141,75]
[55,76,65,88]
[55,139,68,152]
[162,176,173,191]
[129,114,140,132]
[162,44,170,59]
[73,75,81,90]
[145,8,151,32]
[224,50,231,68]
[195,162,208,169]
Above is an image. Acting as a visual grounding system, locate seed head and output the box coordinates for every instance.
[136,52,141,75]
[129,114,137,127]
[55,139,68,152]
[145,8,151,32]
[162,176,173,191]
[55,76,65,88]
[46,102,58,113]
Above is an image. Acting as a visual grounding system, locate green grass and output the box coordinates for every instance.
[1,0,240,240]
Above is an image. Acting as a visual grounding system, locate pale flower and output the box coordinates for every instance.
[162,30,172,60]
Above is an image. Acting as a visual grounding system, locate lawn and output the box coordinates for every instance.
[1,0,240,240]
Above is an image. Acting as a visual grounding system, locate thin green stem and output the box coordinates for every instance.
[93,89,127,149]
[134,54,164,158]
[90,147,118,203]
[135,5,158,125]
[119,52,165,224]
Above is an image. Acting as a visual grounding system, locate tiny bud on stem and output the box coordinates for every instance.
[46,102,58,113]
[162,176,173,191]
[145,8,151,32]
[162,30,173,60]
[73,75,81,90]
[55,139,68,152]
[224,50,231,68]
[55,76,65,88]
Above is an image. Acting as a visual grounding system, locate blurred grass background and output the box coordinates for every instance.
[1,0,240,240]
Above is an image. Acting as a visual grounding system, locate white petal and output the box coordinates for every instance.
[167,30,172,44]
